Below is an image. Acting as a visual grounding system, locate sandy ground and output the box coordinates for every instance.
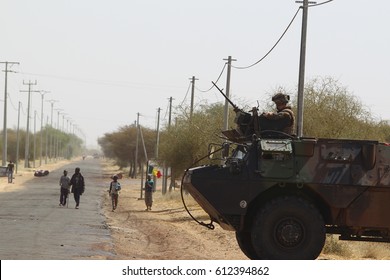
[101,160,248,260]
[97,160,390,260]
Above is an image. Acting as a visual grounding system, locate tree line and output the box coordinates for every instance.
[0,125,83,167]
[98,77,390,182]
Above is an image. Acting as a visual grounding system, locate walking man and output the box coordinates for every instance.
[70,167,85,209]
[59,170,71,207]
[6,161,15,183]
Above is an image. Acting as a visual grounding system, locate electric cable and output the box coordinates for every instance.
[195,62,227,93]
[309,0,334,8]
[232,7,301,70]
[179,81,192,107]
[180,145,229,230]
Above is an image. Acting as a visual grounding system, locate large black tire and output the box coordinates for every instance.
[251,196,325,260]
[235,231,258,259]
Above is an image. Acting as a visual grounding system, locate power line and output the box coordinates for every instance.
[195,62,227,93]
[180,81,192,107]
[19,71,183,90]
[232,7,301,70]
[232,1,333,71]
[309,0,334,7]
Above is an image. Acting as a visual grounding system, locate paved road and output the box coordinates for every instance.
[0,158,114,259]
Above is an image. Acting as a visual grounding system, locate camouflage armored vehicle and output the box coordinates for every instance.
[182,90,390,260]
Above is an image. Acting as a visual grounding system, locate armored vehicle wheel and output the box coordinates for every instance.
[251,196,325,260]
[236,231,258,259]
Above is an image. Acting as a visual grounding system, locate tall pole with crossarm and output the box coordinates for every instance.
[296,0,314,137]
[20,80,39,168]
[1,61,19,165]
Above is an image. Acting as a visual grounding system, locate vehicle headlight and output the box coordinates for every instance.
[183,170,192,184]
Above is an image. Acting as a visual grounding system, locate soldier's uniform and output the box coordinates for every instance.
[262,93,295,135]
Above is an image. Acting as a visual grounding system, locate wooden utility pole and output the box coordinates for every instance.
[168,97,173,128]
[46,99,58,160]
[20,80,39,168]
[155,107,161,159]
[15,102,21,173]
[296,0,315,137]
[1,61,19,165]
[223,56,236,131]
[189,76,198,120]
[134,112,140,178]
[39,91,49,166]
[167,97,173,192]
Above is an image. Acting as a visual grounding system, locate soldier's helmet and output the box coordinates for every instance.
[272,93,290,104]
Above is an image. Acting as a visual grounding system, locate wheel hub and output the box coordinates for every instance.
[275,218,304,248]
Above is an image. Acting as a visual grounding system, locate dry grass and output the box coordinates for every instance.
[322,234,352,258]
[322,234,390,259]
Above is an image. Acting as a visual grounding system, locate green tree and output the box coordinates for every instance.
[158,103,236,177]
[98,76,390,182]
[292,76,390,141]
[98,124,155,176]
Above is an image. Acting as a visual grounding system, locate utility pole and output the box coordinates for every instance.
[45,116,49,164]
[20,80,39,168]
[155,107,165,194]
[1,61,19,165]
[167,97,174,192]
[61,113,67,158]
[33,111,37,168]
[295,0,315,137]
[46,99,58,160]
[55,108,63,161]
[223,56,236,130]
[168,97,173,128]
[134,112,140,178]
[189,76,198,120]
[39,91,49,166]
[15,102,21,173]
[155,108,161,159]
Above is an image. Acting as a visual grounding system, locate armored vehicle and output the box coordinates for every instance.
[182,89,390,260]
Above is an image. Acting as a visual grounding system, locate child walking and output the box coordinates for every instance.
[109,175,121,211]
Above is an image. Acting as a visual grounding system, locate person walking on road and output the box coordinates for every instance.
[6,161,15,183]
[145,175,154,211]
[70,167,85,209]
[59,170,71,207]
[108,175,121,211]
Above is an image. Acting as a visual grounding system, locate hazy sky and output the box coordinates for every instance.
[1,0,389,148]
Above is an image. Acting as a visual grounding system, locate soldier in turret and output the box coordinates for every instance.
[262,93,295,135]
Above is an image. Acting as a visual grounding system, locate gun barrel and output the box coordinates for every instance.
[212,81,239,111]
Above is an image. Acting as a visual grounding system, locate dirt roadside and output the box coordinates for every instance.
[99,160,390,260]
[101,160,248,260]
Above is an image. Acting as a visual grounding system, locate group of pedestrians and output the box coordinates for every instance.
[107,174,154,212]
[58,167,125,212]
[58,167,85,209]
[58,166,155,212]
